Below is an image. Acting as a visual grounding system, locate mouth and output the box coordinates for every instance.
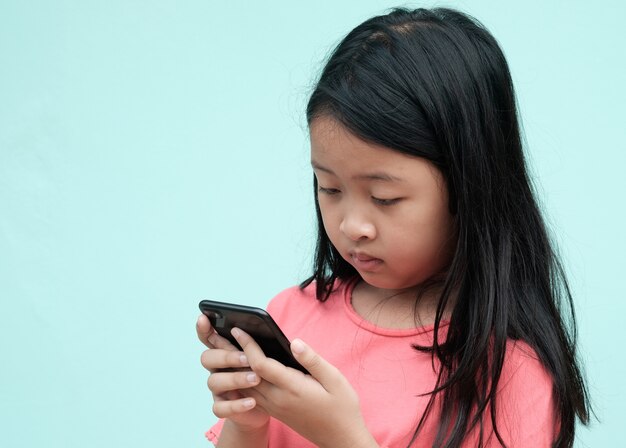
[349,251,383,271]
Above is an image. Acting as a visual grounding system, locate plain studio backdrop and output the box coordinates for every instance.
[0,1,623,446]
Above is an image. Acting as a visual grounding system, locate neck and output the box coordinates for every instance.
[351,280,454,329]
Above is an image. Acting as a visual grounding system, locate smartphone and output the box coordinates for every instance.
[198,299,309,374]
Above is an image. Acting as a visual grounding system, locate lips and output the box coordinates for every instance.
[349,251,383,271]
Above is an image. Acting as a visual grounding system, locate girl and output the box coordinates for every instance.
[196,7,590,447]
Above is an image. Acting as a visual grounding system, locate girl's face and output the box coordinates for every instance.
[310,116,457,291]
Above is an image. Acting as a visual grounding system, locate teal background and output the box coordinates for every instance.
[0,0,623,446]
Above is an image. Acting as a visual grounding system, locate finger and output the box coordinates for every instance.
[231,328,303,386]
[241,383,269,405]
[207,370,261,395]
[222,384,268,404]
[212,396,257,418]
[197,314,239,351]
[290,338,346,392]
[201,348,250,372]
[196,314,214,348]
[208,330,240,351]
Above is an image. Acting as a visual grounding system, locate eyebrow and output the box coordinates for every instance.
[311,161,405,182]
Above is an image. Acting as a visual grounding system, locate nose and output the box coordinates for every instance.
[339,209,376,241]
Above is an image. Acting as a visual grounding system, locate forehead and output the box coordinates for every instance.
[309,116,442,183]
[309,116,364,154]
[310,116,400,164]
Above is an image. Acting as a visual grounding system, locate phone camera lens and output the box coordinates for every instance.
[208,311,226,328]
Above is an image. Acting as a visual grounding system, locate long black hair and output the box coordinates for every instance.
[300,7,590,448]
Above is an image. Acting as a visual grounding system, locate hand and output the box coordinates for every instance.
[231,327,379,448]
[196,315,270,433]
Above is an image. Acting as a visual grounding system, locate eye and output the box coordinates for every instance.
[372,196,401,206]
[318,187,341,196]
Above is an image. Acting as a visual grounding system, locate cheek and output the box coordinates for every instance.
[421,214,457,268]
[318,201,340,240]
[392,207,455,266]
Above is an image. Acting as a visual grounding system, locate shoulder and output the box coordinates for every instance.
[265,281,323,330]
[266,278,354,313]
[500,339,553,393]
[266,282,317,318]
[265,279,352,333]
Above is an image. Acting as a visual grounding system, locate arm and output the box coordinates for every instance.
[232,328,380,448]
[216,419,269,448]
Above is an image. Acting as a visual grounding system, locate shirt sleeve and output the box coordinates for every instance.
[205,418,224,446]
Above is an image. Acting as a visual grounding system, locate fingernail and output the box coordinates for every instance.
[231,328,241,338]
[292,339,305,354]
[246,373,257,383]
[243,398,254,408]
[239,354,248,365]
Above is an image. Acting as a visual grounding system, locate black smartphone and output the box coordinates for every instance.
[198,299,309,374]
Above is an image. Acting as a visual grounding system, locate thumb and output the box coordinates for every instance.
[291,339,345,391]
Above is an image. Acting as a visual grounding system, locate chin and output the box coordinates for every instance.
[358,272,428,292]
[358,273,406,290]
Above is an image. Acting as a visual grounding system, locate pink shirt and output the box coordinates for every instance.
[207,278,556,447]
